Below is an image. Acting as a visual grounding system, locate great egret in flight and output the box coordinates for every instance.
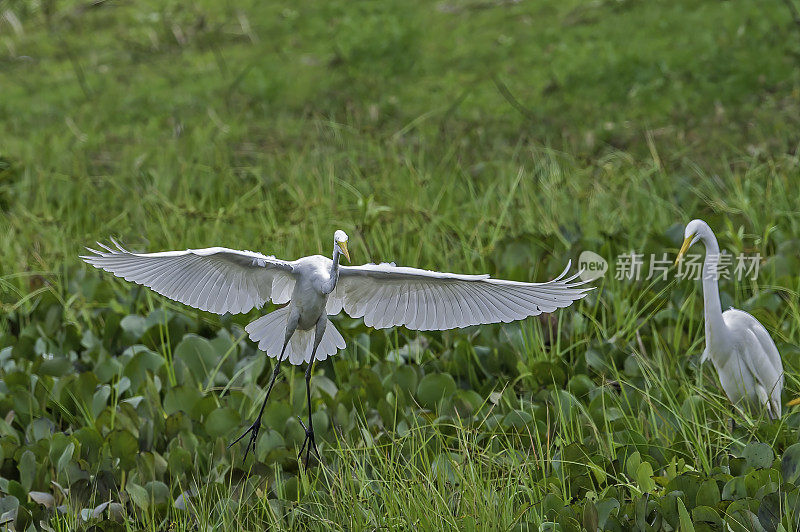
[82,231,592,465]
[676,219,783,419]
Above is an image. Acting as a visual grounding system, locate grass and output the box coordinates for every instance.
[2,0,800,529]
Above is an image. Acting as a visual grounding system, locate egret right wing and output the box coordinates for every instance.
[81,239,296,315]
[330,260,592,330]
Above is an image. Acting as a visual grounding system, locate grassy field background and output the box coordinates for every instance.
[2,0,800,529]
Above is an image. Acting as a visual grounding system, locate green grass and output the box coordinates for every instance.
[2,0,800,529]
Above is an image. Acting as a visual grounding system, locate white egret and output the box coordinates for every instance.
[82,231,592,464]
[676,219,783,419]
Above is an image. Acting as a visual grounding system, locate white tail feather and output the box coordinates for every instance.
[245,307,346,366]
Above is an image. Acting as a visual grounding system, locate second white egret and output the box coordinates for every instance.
[676,219,783,420]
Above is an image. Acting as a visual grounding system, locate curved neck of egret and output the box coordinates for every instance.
[699,229,726,348]
[324,245,341,294]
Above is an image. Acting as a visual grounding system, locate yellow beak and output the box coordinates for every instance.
[788,397,800,407]
[675,235,693,265]
[339,240,351,262]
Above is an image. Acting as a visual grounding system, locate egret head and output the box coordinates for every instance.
[675,219,709,264]
[334,230,350,262]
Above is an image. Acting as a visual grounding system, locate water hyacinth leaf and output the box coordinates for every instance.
[167,446,193,476]
[126,482,148,511]
[120,314,147,337]
[28,418,54,442]
[691,506,722,525]
[144,481,170,508]
[72,427,102,462]
[174,334,218,387]
[205,407,240,438]
[28,491,54,508]
[163,386,203,416]
[312,375,338,399]
[431,453,460,483]
[392,366,418,396]
[0,496,18,526]
[262,401,292,430]
[696,479,721,507]
[38,357,71,376]
[256,428,285,459]
[95,357,123,383]
[174,491,192,511]
[416,373,456,410]
[677,497,694,532]
[6,481,26,505]
[57,442,74,476]
[108,430,138,470]
[165,411,192,438]
[744,469,780,498]
[626,451,642,479]
[743,442,774,471]
[635,462,655,493]
[92,385,111,419]
[19,449,36,491]
[595,498,619,528]
[112,381,133,406]
[724,501,763,532]
[123,347,164,392]
[757,491,780,532]
[781,443,800,484]
[502,409,533,430]
[567,374,595,399]
[722,477,747,501]
[582,500,598,532]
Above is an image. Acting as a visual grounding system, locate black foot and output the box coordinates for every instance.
[297,417,321,468]
[228,419,261,463]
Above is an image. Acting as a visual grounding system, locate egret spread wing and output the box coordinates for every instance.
[330,261,591,330]
[81,239,296,315]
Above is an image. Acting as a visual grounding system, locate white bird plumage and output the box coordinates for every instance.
[82,230,592,463]
[677,219,784,419]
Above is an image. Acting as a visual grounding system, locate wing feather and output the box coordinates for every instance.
[335,260,591,330]
[82,242,296,315]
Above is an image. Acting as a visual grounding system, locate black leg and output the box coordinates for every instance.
[229,341,288,462]
[298,353,321,468]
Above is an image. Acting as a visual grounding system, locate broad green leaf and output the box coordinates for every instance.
[144,481,170,507]
[696,479,720,507]
[126,482,149,511]
[205,407,240,438]
[108,430,138,470]
[174,334,218,387]
[28,491,54,508]
[163,386,203,416]
[743,442,773,470]
[636,462,655,493]
[677,497,694,532]
[416,373,456,409]
[781,443,800,484]
[57,442,74,476]
[120,315,148,340]
[18,450,35,491]
[92,385,111,419]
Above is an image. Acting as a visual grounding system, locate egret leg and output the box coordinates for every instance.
[229,338,290,462]
[298,318,326,467]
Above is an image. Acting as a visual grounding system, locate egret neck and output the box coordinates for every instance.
[324,243,342,295]
[698,229,726,352]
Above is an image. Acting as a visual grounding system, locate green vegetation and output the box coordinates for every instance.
[2,0,800,529]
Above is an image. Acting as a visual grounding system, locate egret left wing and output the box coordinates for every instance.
[329,260,591,330]
[81,240,296,315]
